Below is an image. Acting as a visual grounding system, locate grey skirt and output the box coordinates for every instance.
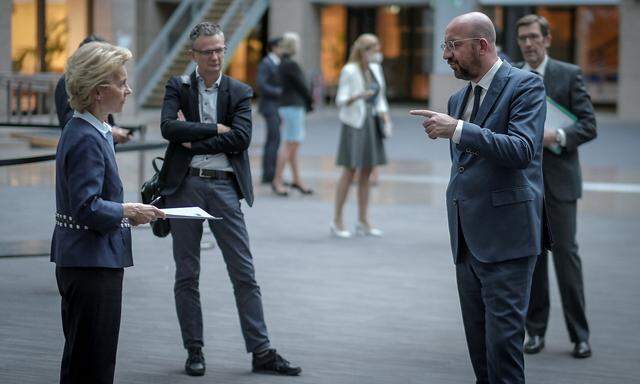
[336,107,387,169]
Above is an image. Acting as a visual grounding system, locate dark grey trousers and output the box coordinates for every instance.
[166,175,270,353]
[261,112,281,183]
[526,198,589,342]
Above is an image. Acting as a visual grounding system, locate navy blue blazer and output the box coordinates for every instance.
[50,117,132,268]
[446,61,547,264]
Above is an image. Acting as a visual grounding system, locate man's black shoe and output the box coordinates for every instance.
[252,349,301,376]
[572,341,592,358]
[185,347,206,376]
[524,335,545,354]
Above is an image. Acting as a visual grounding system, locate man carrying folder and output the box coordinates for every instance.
[515,14,597,358]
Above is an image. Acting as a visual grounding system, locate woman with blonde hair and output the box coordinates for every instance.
[271,32,314,196]
[331,33,391,238]
[51,41,164,383]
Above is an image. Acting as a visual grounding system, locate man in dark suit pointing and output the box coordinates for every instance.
[411,12,547,383]
[515,14,597,359]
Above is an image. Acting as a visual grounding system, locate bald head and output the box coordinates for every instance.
[448,12,496,48]
[443,12,499,82]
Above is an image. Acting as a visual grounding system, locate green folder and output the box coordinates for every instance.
[544,97,576,154]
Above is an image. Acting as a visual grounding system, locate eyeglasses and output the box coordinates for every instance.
[192,47,227,57]
[440,38,482,52]
[517,34,544,43]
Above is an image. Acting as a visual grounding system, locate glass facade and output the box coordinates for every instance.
[11,0,90,74]
[319,4,434,102]
[484,4,619,105]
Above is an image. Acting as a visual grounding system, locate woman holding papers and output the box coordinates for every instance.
[331,33,390,238]
[50,42,164,384]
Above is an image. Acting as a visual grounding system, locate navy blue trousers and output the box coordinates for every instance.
[456,241,536,384]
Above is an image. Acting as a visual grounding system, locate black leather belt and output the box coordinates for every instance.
[189,167,234,179]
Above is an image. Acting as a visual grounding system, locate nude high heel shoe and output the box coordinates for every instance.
[355,222,383,237]
[330,222,352,238]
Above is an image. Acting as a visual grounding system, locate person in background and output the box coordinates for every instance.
[257,36,284,185]
[55,35,132,144]
[515,14,597,359]
[271,32,314,197]
[332,33,390,238]
[51,41,165,384]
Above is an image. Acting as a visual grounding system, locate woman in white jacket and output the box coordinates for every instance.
[332,34,391,238]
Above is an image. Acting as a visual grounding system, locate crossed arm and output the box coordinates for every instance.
[160,78,252,155]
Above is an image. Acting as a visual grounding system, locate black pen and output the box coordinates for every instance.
[150,196,162,206]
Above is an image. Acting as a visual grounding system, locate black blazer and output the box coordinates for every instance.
[278,56,312,111]
[516,58,597,201]
[159,72,254,206]
[257,55,282,115]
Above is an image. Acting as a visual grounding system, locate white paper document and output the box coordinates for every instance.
[160,207,221,220]
[545,96,576,131]
[544,97,577,155]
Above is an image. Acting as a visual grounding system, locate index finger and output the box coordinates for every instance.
[409,109,437,118]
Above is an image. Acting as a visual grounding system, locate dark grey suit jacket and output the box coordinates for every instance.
[446,62,547,263]
[159,72,254,206]
[516,58,597,202]
[257,55,282,115]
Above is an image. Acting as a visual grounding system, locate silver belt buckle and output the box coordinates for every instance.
[198,168,211,178]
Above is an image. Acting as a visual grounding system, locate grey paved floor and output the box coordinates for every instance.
[1,106,639,383]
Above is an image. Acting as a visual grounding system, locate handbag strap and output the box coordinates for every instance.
[151,157,164,173]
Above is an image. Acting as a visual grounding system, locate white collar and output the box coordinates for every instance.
[472,57,503,91]
[523,54,548,76]
[195,66,222,90]
[268,52,281,65]
[73,110,111,138]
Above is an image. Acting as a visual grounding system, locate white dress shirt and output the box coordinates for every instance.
[73,110,115,155]
[522,54,566,147]
[452,58,503,144]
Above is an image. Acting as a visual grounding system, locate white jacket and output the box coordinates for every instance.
[335,62,389,129]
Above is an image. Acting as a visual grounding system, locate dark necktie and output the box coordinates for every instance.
[469,85,483,123]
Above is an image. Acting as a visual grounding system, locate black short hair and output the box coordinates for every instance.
[79,34,107,48]
[267,37,282,52]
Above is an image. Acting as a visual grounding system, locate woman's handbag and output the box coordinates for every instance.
[140,157,170,237]
[375,115,393,139]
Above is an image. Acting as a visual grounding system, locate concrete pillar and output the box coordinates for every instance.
[0,0,11,120]
[429,1,476,112]
[93,0,137,120]
[269,0,321,79]
[618,0,640,120]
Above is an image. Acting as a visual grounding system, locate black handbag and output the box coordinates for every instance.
[140,157,170,237]
[374,115,386,139]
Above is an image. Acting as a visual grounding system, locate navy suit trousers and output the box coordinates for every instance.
[456,240,536,384]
